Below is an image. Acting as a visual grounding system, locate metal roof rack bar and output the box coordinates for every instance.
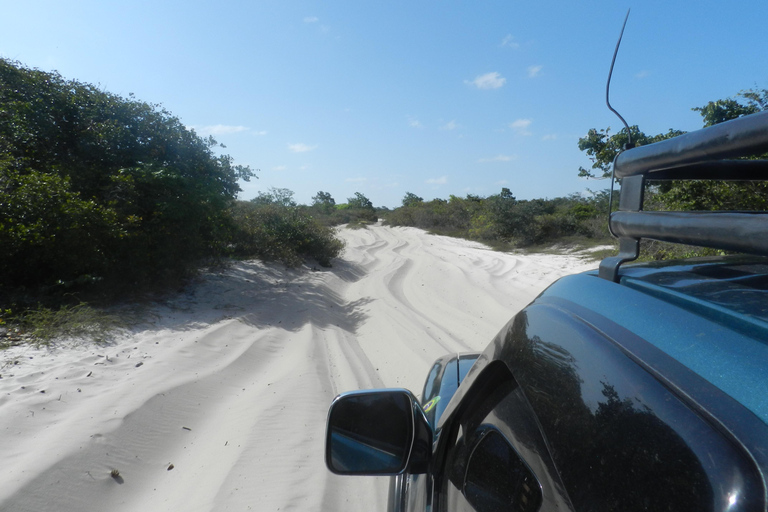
[610,211,768,255]
[646,160,768,181]
[614,110,768,179]
[599,110,768,282]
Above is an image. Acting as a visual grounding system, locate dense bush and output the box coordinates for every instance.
[385,190,611,247]
[229,201,344,267]
[0,58,255,293]
[304,191,378,226]
[0,166,122,287]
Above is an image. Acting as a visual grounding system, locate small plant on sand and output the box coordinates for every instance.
[15,303,121,346]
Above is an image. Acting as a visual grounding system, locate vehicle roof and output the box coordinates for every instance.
[619,256,768,328]
[541,256,768,425]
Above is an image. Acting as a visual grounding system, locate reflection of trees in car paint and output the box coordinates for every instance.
[501,309,754,512]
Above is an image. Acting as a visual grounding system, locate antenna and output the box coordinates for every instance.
[606,9,632,148]
[606,9,632,239]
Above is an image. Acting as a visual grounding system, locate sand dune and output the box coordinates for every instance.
[0,224,598,511]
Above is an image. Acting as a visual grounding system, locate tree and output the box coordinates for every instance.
[577,87,768,212]
[692,88,767,127]
[500,187,515,200]
[347,192,374,210]
[402,192,424,207]
[312,191,336,209]
[345,192,377,222]
[485,188,518,239]
[251,187,296,207]
[311,191,336,215]
[577,127,684,179]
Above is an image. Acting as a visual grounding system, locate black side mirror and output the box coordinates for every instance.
[325,389,431,476]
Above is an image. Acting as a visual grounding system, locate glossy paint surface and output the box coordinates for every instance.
[486,304,765,511]
[544,264,768,424]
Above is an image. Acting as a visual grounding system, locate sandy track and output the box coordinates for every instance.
[0,225,597,511]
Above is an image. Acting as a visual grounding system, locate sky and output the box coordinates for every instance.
[2,1,767,208]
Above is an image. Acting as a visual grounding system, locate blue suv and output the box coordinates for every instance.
[326,110,768,512]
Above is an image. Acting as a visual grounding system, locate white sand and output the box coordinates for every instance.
[0,224,598,511]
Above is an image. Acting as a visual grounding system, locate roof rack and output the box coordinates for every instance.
[599,110,768,282]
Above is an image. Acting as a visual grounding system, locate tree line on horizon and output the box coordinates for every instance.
[384,86,768,252]
[385,188,611,247]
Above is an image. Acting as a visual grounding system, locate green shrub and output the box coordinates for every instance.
[10,302,120,346]
[383,190,612,248]
[0,166,122,287]
[229,202,344,267]
[0,58,254,293]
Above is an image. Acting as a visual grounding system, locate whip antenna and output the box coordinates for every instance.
[606,9,632,147]
[606,9,632,238]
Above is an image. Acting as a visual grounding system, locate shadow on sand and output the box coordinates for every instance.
[131,259,371,335]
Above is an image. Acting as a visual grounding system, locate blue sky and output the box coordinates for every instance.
[2,1,767,208]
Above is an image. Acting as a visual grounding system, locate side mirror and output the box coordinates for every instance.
[325,389,431,476]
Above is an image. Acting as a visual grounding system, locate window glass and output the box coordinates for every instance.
[434,360,459,426]
[458,355,479,382]
[422,362,442,403]
[463,430,542,512]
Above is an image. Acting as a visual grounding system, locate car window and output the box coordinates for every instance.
[464,429,542,512]
[440,377,543,512]
[458,355,479,381]
[423,362,443,403]
[444,427,541,512]
[433,359,459,427]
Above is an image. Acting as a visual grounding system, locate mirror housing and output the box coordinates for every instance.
[325,389,432,476]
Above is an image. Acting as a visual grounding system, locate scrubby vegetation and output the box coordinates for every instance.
[229,192,344,267]
[384,188,612,249]
[305,190,379,227]
[2,303,120,347]
[0,58,257,294]
[0,59,345,339]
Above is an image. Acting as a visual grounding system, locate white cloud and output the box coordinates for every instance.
[288,143,317,153]
[426,176,448,185]
[304,16,318,23]
[527,65,543,78]
[273,165,287,171]
[479,154,516,163]
[635,70,650,79]
[542,133,557,141]
[408,117,423,129]
[253,130,268,136]
[468,72,506,90]
[510,118,532,136]
[500,34,520,49]
[440,120,459,131]
[193,124,249,136]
